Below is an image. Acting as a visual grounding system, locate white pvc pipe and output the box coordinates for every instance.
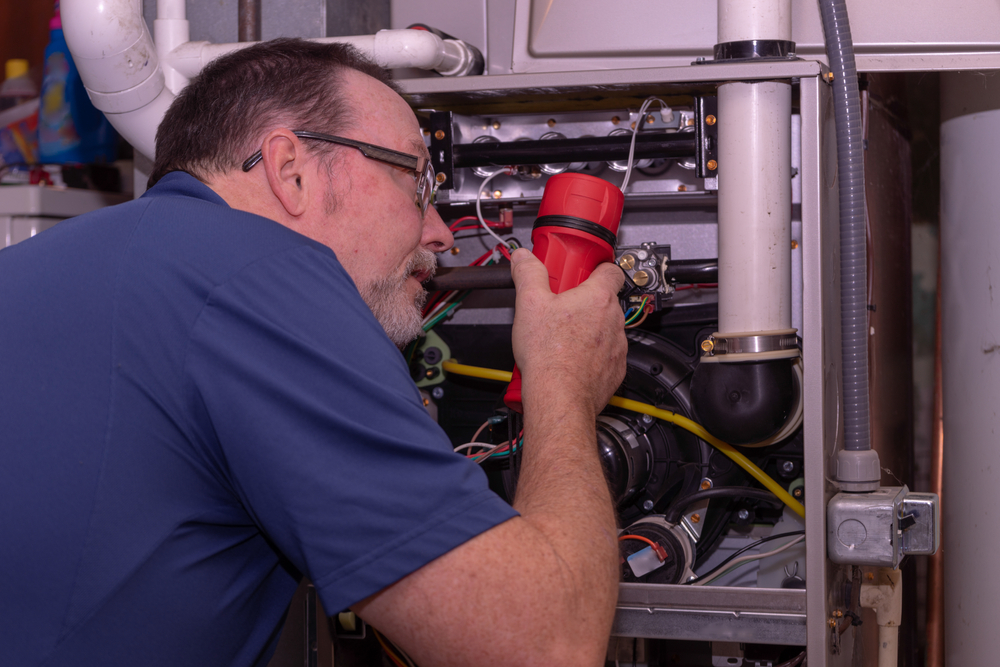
[716,80,793,336]
[941,95,1000,667]
[167,30,478,80]
[62,0,482,160]
[717,0,792,43]
[154,0,190,94]
[61,0,169,159]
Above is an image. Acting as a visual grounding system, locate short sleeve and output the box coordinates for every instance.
[184,245,517,613]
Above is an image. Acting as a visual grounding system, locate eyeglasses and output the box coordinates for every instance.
[242,130,437,217]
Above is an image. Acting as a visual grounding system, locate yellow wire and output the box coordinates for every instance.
[441,360,806,519]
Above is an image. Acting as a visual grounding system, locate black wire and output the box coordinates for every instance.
[686,530,805,585]
[663,486,782,524]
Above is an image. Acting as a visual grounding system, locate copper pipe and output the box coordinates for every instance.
[238,0,261,42]
[926,246,945,667]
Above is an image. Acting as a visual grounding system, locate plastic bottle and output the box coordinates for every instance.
[0,60,38,112]
[38,1,118,164]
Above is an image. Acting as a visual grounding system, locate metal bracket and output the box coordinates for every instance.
[695,95,718,179]
[429,110,455,190]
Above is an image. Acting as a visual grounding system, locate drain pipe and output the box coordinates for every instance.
[817,0,880,491]
[860,568,903,667]
[61,0,484,160]
[690,0,799,445]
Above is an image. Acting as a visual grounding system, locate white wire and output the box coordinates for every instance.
[454,442,498,454]
[476,170,512,250]
[620,97,670,193]
[692,534,806,586]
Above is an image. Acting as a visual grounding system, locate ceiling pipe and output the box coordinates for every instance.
[61,0,484,160]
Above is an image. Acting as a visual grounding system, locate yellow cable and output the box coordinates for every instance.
[441,360,806,519]
[441,361,515,383]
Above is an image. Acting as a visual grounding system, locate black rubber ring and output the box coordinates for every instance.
[532,214,617,248]
[713,39,796,61]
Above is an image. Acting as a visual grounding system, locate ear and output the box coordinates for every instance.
[259,129,312,218]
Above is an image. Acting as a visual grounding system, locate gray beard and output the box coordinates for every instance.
[358,248,437,347]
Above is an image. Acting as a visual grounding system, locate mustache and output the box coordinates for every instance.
[406,247,438,282]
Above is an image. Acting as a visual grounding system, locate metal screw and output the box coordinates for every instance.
[547,118,557,127]
[690,513,701,524]
[618,254,636,271]
[632,270,650,287]
[700,478,713,490]
[705,114,717,126]
[422,397,430,406]
[686,118,695,126]
[431,387,444,400]
[828,618,837,628]
[677,185,688,192]
[825,71,835,83]
[793,487,804,499]
[434,130,445,140]
[781,460,796,474]
[435,172,447,184]
[641,413,654,424]
[492,121,501,130]
[707,159,718,171]
[612,116,621,125]
[791,239,799,249]
[737,509,750,521]
[647,114,656,124]
[450,247,461,255]
[642,499,655,512]
[636,250,648,260]
[834,610,844,618]
[492,190,502,199]
[701,339,715,353]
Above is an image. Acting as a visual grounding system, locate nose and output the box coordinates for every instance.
[421,203,454,253]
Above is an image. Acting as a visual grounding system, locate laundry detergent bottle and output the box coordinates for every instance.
[38,0,118,164]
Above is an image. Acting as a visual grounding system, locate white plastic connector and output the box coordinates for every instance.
[836,448,881,492]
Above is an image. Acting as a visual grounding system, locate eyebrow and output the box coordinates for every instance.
[409,137,431,160]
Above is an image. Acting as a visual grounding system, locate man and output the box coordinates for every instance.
[0,39,627,666]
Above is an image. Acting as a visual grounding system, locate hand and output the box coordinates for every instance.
[509,248,628,415]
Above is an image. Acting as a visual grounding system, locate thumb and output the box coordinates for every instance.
[510,248,552,295]
[585,260,627,295]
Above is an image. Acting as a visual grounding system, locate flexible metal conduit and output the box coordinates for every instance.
[818,0,870,454]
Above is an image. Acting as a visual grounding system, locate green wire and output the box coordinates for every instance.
[624,296,649,325]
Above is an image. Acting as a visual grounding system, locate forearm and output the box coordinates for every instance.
[510,393,620,661]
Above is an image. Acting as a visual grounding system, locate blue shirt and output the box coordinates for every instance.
[0,172,516,666]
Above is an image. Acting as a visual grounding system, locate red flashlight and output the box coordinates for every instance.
[504,173,624,413]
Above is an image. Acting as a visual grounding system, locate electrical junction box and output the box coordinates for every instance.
[827,486,940,568]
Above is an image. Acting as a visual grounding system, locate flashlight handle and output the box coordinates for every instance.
[503,228,616,413]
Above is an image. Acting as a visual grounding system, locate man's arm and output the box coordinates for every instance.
[353,248,627,667]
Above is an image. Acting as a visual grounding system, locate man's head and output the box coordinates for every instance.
[152,39,453,346]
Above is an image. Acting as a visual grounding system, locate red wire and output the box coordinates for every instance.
[495,243,512,261]
[450,215,505,231]
[618,534,668,561]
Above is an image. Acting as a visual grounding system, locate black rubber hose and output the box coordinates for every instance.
[818,0,870,451]
[425,266,513,291]
[665,258,718,284]
[426,259,720,292]
[664,486,781,525]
